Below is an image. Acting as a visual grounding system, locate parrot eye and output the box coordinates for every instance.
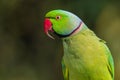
[56,16,61,20]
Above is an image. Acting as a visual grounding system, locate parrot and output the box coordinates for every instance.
[44,10,114,80]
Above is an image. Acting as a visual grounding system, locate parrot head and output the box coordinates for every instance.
[44,10,84,39]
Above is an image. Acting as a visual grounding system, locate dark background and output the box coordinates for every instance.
[0,0,120,80]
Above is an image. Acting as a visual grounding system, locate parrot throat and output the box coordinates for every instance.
[54,21,83,38]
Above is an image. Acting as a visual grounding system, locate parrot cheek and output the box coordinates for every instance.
[44,18,55,39]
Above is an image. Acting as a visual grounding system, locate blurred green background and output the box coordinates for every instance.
[0,0,120,80]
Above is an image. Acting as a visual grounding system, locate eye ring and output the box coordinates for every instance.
[56,16,61,20]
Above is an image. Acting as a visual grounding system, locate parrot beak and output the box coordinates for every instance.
[44,18,55,39]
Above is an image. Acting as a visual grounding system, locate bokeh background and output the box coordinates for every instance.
[0,0,120,80]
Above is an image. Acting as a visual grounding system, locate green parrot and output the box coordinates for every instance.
[44,10,114,80]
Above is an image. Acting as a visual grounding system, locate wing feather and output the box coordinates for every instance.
[62,60,69,80]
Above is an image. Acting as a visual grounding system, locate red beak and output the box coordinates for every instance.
[44,18,54,39]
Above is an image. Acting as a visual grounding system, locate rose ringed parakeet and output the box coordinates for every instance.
[44,10,114,80]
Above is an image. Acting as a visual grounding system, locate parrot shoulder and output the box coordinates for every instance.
[83,28,114,79]
[106,47,114,80]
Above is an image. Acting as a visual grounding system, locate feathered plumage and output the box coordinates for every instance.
[44,10,114,80]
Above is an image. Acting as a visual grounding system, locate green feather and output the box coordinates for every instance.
[62,26,114,80]
[62,60,69,80]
